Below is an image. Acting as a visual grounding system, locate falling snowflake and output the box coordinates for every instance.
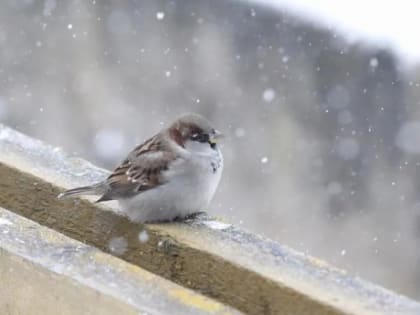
[156,12,165,20]
[138,230,149,243]
[262,89,275,103]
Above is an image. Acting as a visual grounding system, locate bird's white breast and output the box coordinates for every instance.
[119,144,223,223]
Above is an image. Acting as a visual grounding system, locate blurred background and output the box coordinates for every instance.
[2,0,420,300]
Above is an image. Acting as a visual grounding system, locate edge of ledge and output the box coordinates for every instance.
[1,123,419,315]
[0,206,241,315]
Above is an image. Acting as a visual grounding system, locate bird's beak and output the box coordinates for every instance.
[209,130,224,145]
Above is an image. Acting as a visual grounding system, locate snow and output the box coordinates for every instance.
[369,57,379,68]
[2,0,419,300]
[156,12,165,20]
[0,218,12,226]
[108,237,128,256]
[262,89,276,103]
[202,220,232,230]
[138,230,149,243]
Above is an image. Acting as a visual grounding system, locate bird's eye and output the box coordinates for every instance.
[190,133,209,143]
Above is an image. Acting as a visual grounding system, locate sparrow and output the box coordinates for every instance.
[58,113,224,223]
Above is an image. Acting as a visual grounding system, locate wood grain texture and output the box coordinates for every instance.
[0,207,239,315]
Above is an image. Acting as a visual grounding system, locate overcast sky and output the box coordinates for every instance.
[254,0,420,64]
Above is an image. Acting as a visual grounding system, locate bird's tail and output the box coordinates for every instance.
[57,183,104,199]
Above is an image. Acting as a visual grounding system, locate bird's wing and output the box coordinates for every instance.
[97,136,178,202]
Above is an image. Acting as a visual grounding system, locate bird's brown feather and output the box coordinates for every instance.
[97,134,178,202]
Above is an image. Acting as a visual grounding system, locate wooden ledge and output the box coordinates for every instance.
[0,207,239,315]
[0,124,419,315]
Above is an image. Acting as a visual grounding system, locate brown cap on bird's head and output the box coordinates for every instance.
[168,113,223,147]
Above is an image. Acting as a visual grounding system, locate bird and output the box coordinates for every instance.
[58,113,224,223]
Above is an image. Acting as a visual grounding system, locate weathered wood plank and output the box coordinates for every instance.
[0,207,240,315]
[0,123,419,315]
